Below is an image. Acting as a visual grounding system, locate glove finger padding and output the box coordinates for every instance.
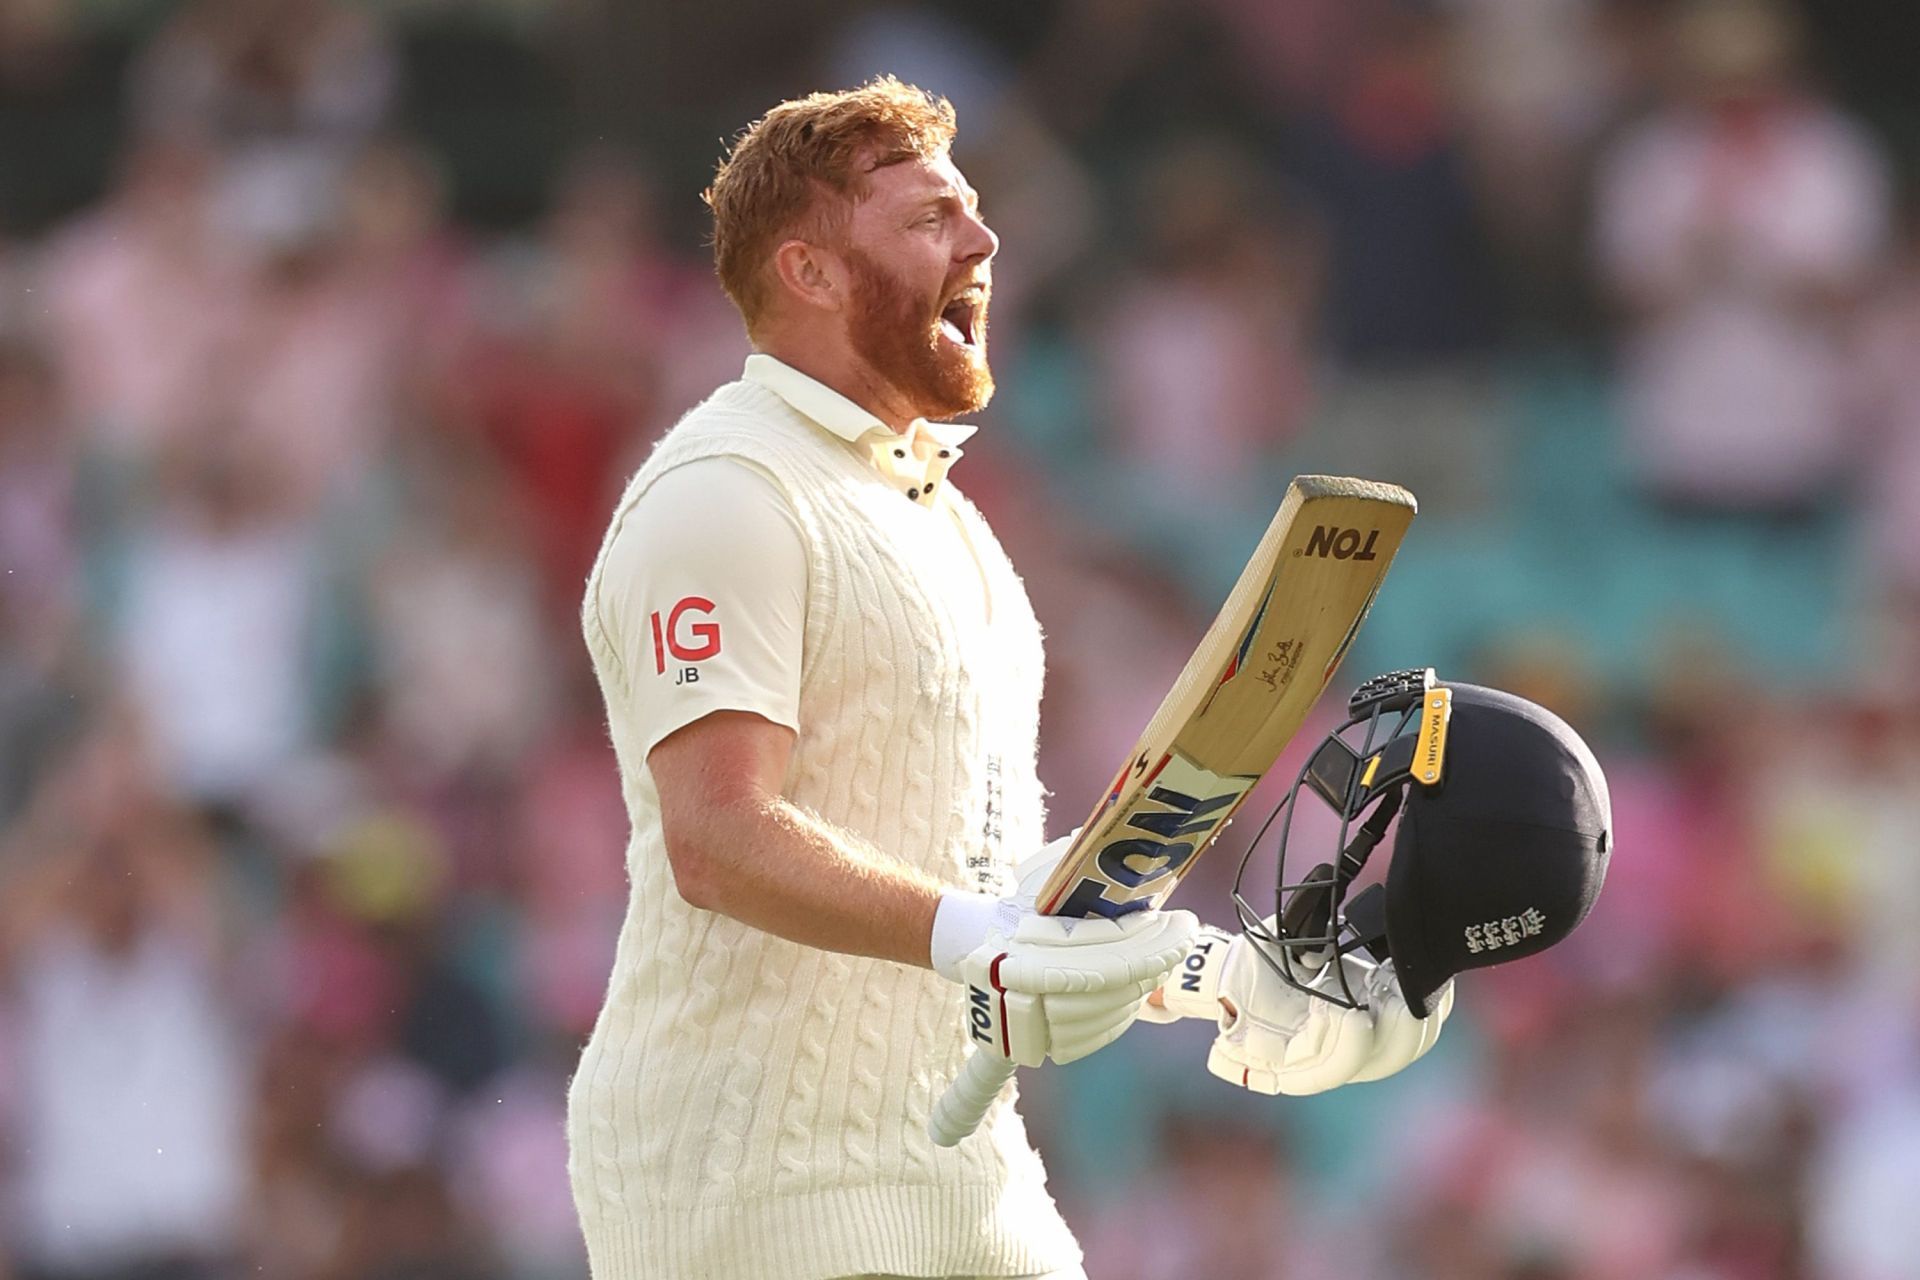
[958,908,1200,1069]
[1207,939,1439,1096]
[1048,1001,1147,1065]
[1208,993,1376,1097]
[1041,979,1158,1063]
[997,908,1199,994]
[1348,968,1453,1084]
[1043,977,1161,1026]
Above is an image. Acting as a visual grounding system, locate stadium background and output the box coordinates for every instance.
[4,0,1920,1276]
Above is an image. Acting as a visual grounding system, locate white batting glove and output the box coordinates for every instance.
[1137,924,1237,1024]
[1143,920,1453,1095]
[931,834,1199,1067]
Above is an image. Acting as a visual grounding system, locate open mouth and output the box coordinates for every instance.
[938,290,985,349]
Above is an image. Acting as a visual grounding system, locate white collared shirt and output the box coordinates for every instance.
[741,352,977,508]
[596,355,992,758]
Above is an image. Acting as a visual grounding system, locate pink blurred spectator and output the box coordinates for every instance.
[337,141,479,406]
[507,707,626,1035]
[447,1061,589,1276]
[262,856,406,1052]
[1849,223,1920,599]
[229,141,474,516]
[114,436,321,806]
[1746,688,1920,999]
[367,442,559,782]
[131,0,398,264]
[1079,1118,1335,1280]
[1595,0,1891,512]
[1029,547,1210,840]
[1618,647,1804,984]
[37,139,247,455]
[0,341,79,665]
[1451,0,1621,327]
[326,1164,491,1279]
[38,132,462,515]
[1810,1083,1920,1280]
[0,742,249,1279]
[1392,1004,1697,1280]
[247,1028,354,1279]
[1093,138,1318,503]
[451,150,743,607]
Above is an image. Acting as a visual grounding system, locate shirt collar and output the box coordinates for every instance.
[743,353,977,507]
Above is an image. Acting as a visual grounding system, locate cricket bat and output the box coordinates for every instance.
[927,475,1417,1146]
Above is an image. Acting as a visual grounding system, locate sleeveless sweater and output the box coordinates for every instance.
[567,376,1081,1279]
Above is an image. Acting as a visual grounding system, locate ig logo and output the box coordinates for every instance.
[651,596,721,684]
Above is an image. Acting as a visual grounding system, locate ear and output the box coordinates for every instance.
[769,238,847,315]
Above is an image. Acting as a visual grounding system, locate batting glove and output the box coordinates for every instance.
[931,834,1199,1067]
[1143,919,1453,1094]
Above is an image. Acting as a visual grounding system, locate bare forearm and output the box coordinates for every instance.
[675,794,947,968]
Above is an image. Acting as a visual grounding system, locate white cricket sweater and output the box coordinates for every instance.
[568,375,1082,1279]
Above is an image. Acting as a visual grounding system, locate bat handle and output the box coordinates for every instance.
[928,1051,1018,1147]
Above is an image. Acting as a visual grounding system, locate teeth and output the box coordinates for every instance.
[940,316,968,345]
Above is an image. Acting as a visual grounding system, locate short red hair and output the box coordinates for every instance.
[704,76,957,336]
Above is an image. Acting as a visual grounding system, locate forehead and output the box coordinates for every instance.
[859,149,975,210]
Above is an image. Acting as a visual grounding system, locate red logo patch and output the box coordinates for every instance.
[651,596,721,674]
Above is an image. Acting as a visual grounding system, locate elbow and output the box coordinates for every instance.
[661,797,758,914]
[656,767,770,915]
[664,836,726,913]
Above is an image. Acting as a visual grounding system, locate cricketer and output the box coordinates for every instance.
[565,77,1607,1280]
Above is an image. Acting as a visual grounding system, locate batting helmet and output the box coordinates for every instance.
[1232,668,1612,1015]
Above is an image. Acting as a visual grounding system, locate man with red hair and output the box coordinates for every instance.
[567,77,1195,1280]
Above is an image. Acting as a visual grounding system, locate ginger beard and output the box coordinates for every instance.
[843,245,993,422]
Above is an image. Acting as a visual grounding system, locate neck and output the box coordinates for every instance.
[756,338,917,434]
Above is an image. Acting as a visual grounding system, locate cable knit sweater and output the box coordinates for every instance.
[568,376,1081,1279]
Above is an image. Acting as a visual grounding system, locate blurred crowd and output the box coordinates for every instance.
[3,0,1920,1278]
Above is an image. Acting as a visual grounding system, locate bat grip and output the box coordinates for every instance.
[928,1051,1018,1147]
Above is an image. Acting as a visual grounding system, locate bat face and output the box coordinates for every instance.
[1036,477,1416,920]
[1042,750,1259,917]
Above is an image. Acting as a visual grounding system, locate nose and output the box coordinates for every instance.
[957,208,998,267]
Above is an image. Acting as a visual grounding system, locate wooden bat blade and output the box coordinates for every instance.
[1036,476,1415,920]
